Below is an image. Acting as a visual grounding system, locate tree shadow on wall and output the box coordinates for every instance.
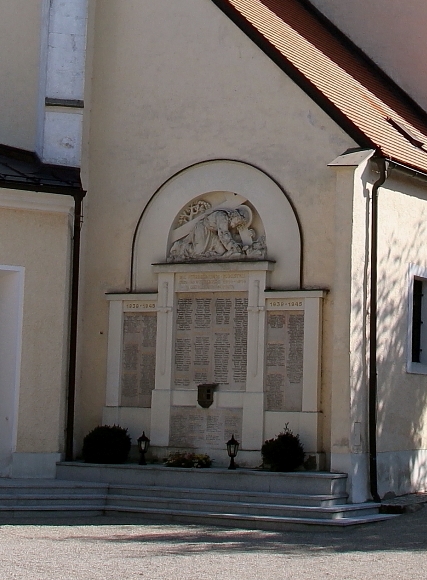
[346,179,427,498]
[374,212,427,496]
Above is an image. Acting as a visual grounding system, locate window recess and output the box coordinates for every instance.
[407,265,427,374]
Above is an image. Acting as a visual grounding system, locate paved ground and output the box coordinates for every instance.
[1,509,427,580]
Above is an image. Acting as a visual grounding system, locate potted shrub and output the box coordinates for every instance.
[82,424,131,464]
[261,424,304,472]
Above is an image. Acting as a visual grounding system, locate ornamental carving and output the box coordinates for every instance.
[167,193,267,263]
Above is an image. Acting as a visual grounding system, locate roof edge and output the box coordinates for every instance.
[0,180,86,197]
[386,159,427,183]
[0,143,85,197]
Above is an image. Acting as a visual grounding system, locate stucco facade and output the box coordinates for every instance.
[0,0,43,150]
[0,190,74,478]
[1,0,427,503]
[78,0,355,463]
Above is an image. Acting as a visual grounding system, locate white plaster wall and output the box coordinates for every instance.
[38,0,88,166]
[374,171,427,496]
[0,192,73,458]
[309,0,427,111]
[42,109,83,167]
[46,0,88,101]
[77,0,355,449]
[327,153,374,502]
[0,0,44,150]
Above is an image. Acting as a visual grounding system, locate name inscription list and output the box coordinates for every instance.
[265,310,304,411]
[169,407,243,449]
[174,292,248,389]
[121,312,157,407]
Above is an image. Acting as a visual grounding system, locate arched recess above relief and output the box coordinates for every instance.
[132,160,301,291]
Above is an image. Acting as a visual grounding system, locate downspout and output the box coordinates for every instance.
[369,157,388,502]
[65,192,85,461]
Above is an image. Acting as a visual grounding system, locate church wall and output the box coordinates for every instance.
[77,0,356,453]
[0,191,73,477]
[375,171,427,497]
[0,0,43,150]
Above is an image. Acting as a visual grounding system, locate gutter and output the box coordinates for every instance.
[369,157,388,502]
[65,192,85,461]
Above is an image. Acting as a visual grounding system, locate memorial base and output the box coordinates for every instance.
[148,447,325,470]
[149,446,263,469]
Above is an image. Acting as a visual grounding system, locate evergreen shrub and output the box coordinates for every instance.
[261,423,304,472]
[82,424,131,464]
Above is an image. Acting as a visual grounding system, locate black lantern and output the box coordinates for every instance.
[226,434,239,470]
[137,431,150,465]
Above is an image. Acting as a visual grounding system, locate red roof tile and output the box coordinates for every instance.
[212,0,427,174]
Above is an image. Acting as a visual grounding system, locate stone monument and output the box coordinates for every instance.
[105,167,323,467]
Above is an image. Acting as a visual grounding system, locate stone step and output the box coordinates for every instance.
[0,507,104,519]
[0,493,107,508]
[108,483,348,507]
[56,463,348,495]
[0,479,108,517]
[106,493,380,519]
[0,479,108,495]
[103,505,398,531]
[0,474,399,529]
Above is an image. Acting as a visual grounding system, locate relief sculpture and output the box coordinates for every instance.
[168,196,267,262]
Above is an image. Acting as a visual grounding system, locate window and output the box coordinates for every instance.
[407,264,427,373]
[412,279,423,363]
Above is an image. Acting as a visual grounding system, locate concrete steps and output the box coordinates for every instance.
[104,505,394,531]
[105,483,349,507]
[53,463,397,529]
[56,463,350,495]
[0,479,108,518]
[106,492,380,519]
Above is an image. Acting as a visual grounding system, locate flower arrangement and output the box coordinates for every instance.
[164,452,212,468]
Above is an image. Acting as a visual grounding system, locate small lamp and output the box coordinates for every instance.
[137,431,150,465]
[226,434,239,470]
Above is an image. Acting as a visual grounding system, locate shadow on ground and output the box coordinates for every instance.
[1,507,426,556]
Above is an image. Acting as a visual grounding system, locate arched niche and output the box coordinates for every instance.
[133,160,301,291]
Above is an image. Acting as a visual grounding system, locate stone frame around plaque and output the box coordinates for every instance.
[149,261,275,452]
[262,291,324,455]
[103,275,324,465]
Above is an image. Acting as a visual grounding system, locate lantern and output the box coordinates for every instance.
[137,431,150,465]
[226,434,239,470]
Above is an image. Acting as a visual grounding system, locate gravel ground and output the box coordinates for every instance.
[1,510,427,580]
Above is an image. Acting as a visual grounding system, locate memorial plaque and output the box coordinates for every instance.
[174,292,248,390]
[169,406,243,449]
[121,312,157,407]
[176,272,248,292]
[265,311,304,411]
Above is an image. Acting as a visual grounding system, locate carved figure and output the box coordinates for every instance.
[244,235,267,259]
[169,207,251,262]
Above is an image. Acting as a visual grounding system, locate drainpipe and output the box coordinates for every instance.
[65,193,85,461]
[369,156,388,502]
